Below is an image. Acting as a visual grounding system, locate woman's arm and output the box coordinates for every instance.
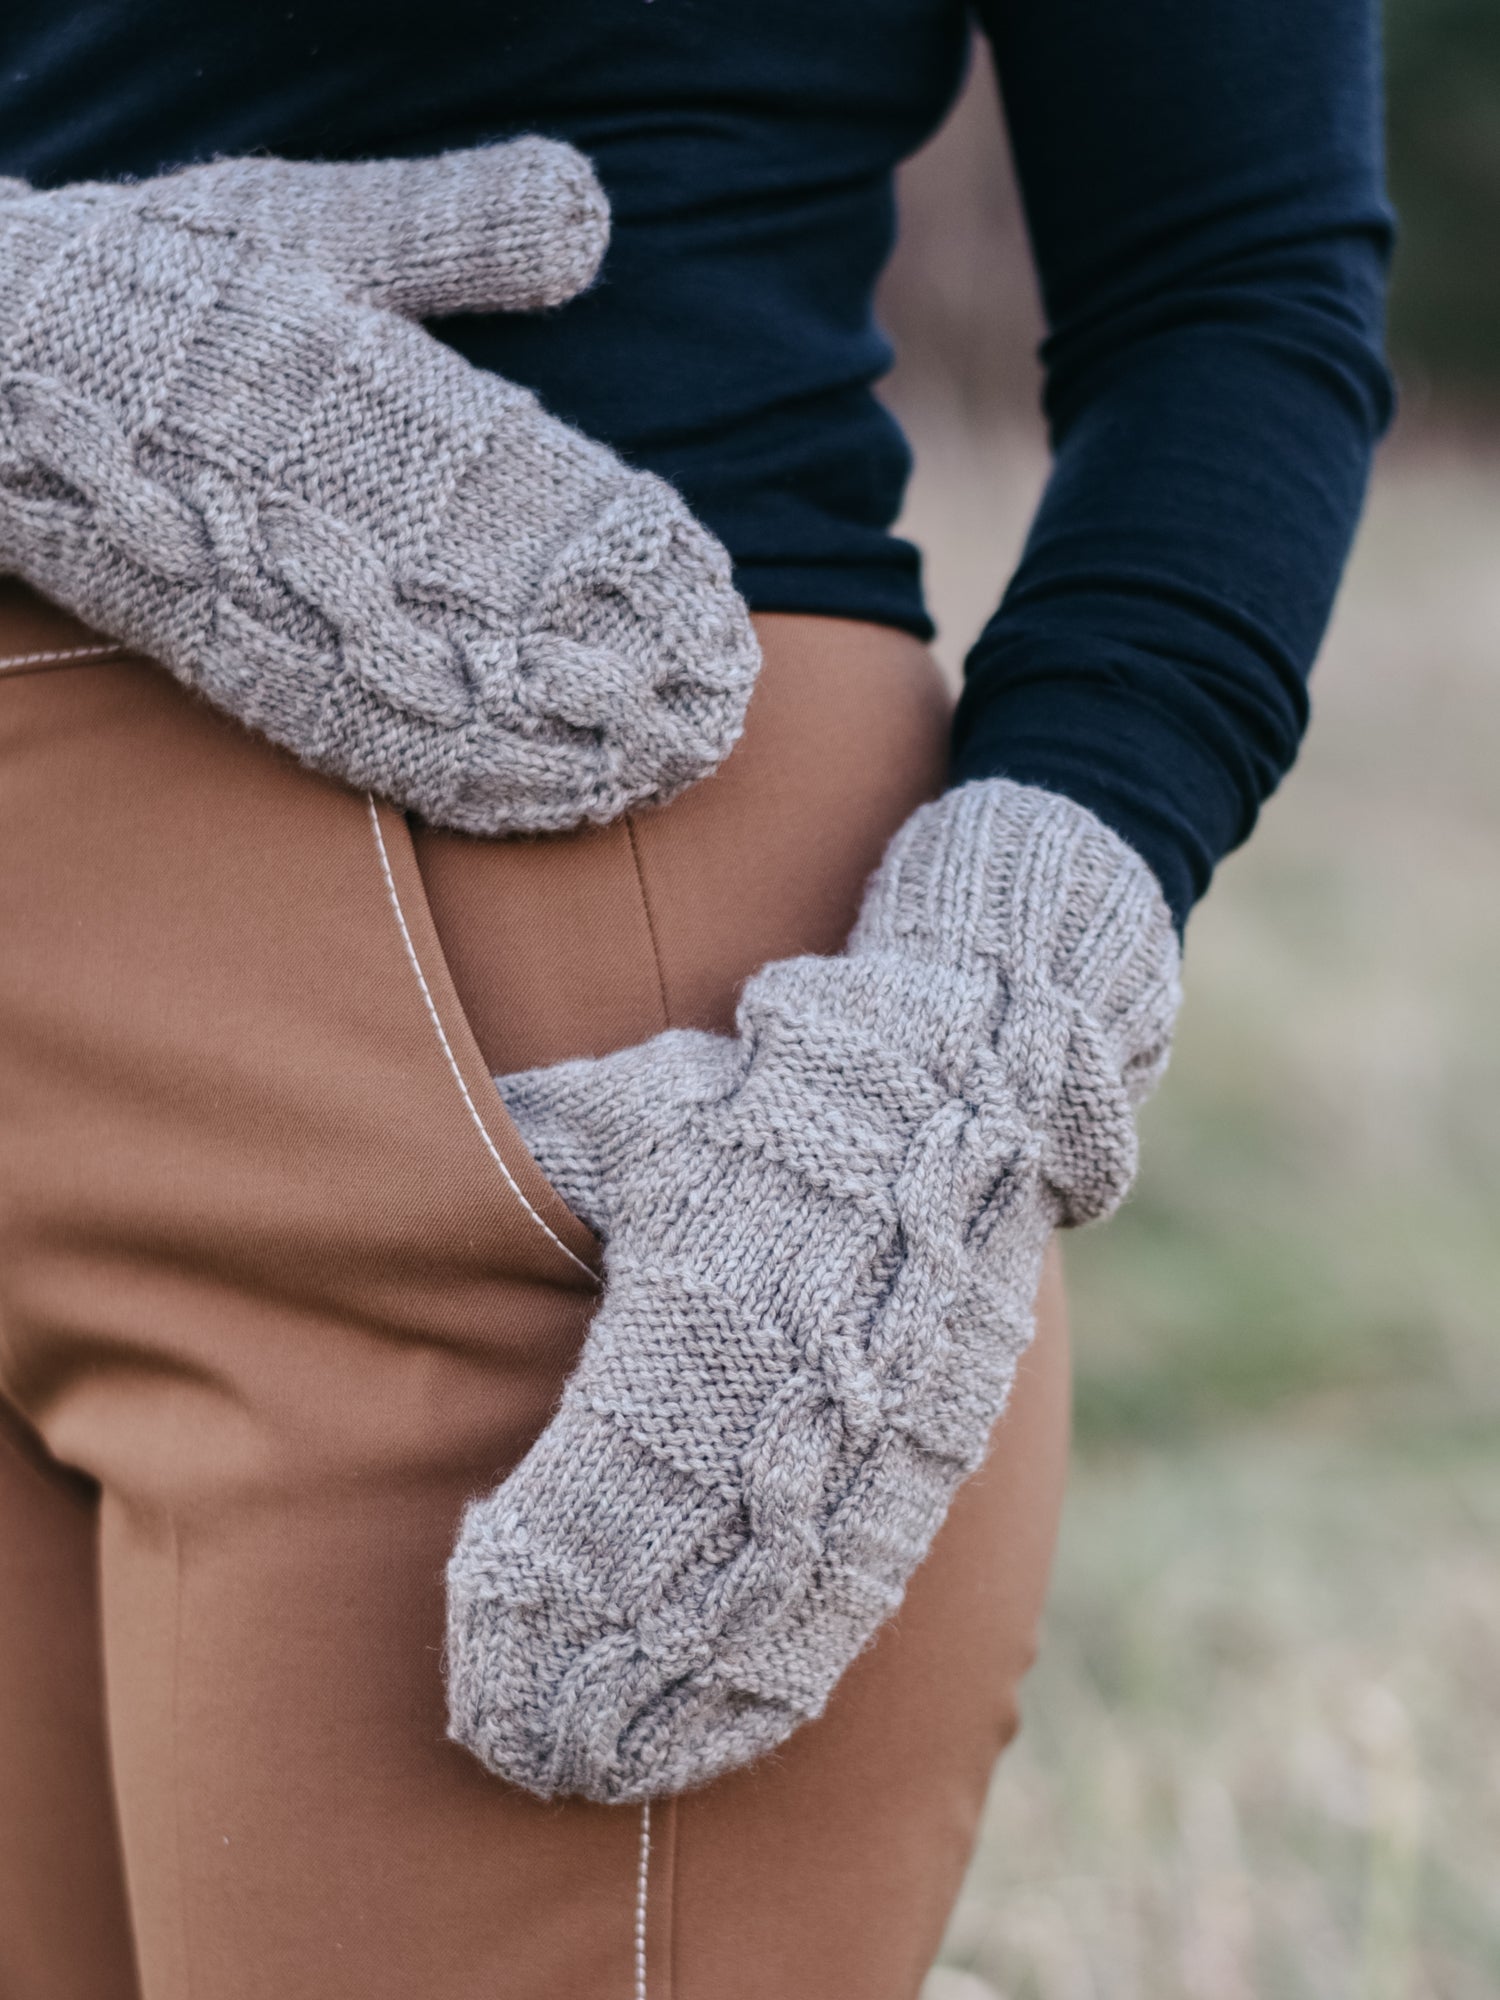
[959,0,1396,927]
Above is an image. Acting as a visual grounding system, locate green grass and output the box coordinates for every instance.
[896,429,1500,1997]
[941,1435,1500,2000]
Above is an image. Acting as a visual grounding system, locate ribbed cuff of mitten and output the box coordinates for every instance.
[850,778,1182,1105]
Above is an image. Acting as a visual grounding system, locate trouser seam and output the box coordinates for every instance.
[635,1801,652,2000]
[623,814,674,1034]
[169,1512,197,2000]
[661,1794,679,2000]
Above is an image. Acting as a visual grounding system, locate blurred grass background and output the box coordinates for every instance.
[880,16,1500,1997]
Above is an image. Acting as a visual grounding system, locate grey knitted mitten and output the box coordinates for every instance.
[448,780,1181,1802]
[0,144,760,832]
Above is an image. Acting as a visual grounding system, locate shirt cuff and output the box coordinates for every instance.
[949,675,1254,935]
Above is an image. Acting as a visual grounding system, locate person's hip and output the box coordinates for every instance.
[0,583,1067,2000]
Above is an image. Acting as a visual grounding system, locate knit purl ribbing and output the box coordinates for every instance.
[0,144,761,833]
[449,780,1181,1801]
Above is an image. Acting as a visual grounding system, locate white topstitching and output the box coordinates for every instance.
[635,1800,652,2000]
[0,642,123,670]
[365,794,595,1282]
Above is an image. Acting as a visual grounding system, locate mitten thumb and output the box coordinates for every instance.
[496,1028,742,1243]
[150,135,609,316]
[497,1060,620,1241]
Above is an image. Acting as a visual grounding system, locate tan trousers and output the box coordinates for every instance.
[0,580,1070,2000]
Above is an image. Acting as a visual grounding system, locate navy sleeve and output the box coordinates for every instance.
[958,0,1396,928]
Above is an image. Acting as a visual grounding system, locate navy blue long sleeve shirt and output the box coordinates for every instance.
[0,1,1395,925]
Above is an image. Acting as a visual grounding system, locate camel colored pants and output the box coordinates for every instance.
[0,580,1070,2000]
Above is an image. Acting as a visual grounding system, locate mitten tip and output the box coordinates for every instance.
[488,135,611,310]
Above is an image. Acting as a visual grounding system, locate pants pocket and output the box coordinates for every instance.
[362,793,602,1289]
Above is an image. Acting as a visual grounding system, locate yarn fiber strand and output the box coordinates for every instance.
[448,780,1181,1801]
[0,146,760,832]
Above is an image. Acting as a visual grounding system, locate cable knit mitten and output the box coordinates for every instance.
[448,780,1182,1801]
[0,145,760,832]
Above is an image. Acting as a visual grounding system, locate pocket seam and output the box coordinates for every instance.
[365,794,598,1285]
[0,643,128,676]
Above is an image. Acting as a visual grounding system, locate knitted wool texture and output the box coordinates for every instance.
[0,144,760,832]
[450,779,1182,1802]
